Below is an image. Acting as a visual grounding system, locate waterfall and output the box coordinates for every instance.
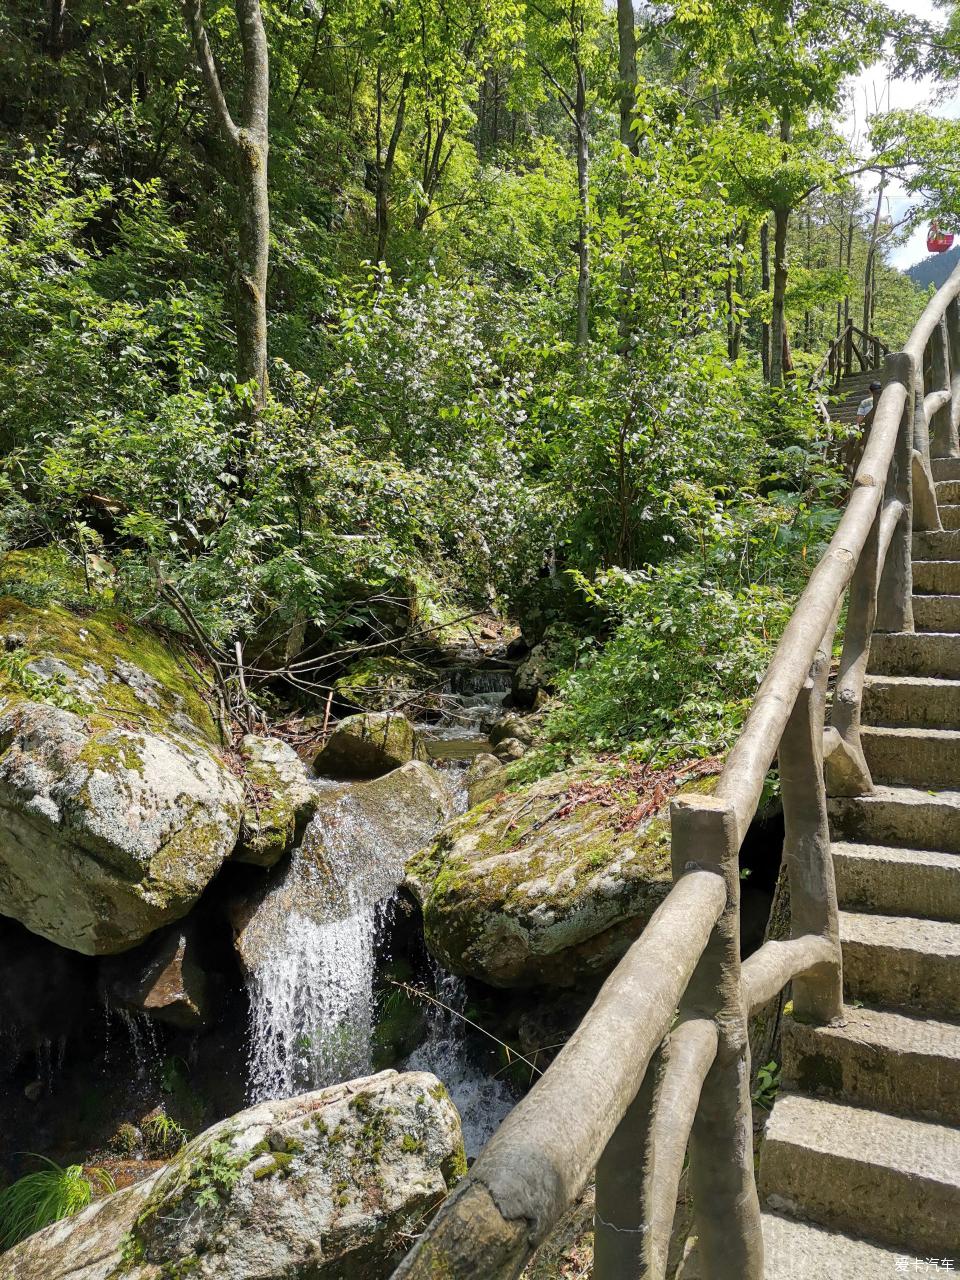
[405,970,518,1160]
[241,767,452,1102]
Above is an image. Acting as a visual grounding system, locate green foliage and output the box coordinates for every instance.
[144,1112,190,1156]
[752,1060,782,1111]
[0,1158,116,1248]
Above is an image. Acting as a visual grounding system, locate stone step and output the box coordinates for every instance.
[937,479,960,504]
[760,1212,951,1279]
[942,505,960,530]
[861,725,960,787]
[862,673,960,728]
[912,593,960,631]
[933,456,960,481]
[914,559,960,595]
[759,1091,960,1255]
[829,785,960,854]
[868,630,960,678]
[782,1003,960,1125]
[841,910,960,1014]
[833,841,960,921]
[914,528,960,559]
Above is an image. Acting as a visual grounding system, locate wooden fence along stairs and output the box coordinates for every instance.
[392,275,960,1279]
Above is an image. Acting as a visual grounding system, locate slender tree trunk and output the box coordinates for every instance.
[770,113,792,388]
[616,0,637,151]
[615,0,638,345]
[181,0,270,406]
[770,204,789,387]
[45,0,67,59]
[574,58,590,347]
[732,225,746,360]
[863,170,887,336]
[374,70,409,264]
[760,218,771,382]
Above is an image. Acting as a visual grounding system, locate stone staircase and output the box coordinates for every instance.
[825,369,884,428]
[758,455,960,1276]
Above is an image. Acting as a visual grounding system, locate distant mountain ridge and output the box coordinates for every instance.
[907,246,960,291]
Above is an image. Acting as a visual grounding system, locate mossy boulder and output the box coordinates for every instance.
[0,590,243,954]
[314,711,427,779]
[463,752,507,808]
[334,656,443,716]
[234,735,320,868]
[406,764,719,988]
[0,1069,465,1280]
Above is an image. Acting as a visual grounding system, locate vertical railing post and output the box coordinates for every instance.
[844,322,853,378]
[877,352,915,634]
[594,1050,663,1279]
[780,614,844,1022]
[930,314,952,458]
[670,795,762,1280]
[947,297,960,456]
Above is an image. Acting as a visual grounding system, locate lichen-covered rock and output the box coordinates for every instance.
[489,714,534,748]
[0,1070,466,1280]
[234,734,319,867]
[100,923,213,1029]
[314,711,426,779]
[406,766,718,988]
[335,656,444,717]
[0,593,243,954]
[463,752,506,808]
[493,735,528,763]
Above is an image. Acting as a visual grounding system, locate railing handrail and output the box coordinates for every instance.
[394,260,960,1280]
[809,316,891,389]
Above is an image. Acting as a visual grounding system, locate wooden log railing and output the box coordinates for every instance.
[391,262,960,1280]
[809,317,891,390]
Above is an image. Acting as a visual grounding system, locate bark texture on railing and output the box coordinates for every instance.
[391,261,960,1280]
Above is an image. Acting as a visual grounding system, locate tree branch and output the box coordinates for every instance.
[180,0,239,142]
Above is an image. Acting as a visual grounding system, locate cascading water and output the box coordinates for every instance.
[242,769,452,1102]
[405,969,518,1160]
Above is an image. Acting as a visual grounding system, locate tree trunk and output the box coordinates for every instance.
[180,0,270,407]
[770,204,789,387]
[616,0,637,153]
[863,170,887,337]
[374,70,409,265]
[45,0,67,59]
[760,218,771,382]
[574,59,590,348]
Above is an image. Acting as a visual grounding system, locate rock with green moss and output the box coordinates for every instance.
[406,766,718,988]
[314,711,427,779]
[233,735,319,868]
[334,656,443,716]
[463,752,507,808]
[0,594,243,954]
[0,1070,465,1280]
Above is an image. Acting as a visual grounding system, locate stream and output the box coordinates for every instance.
[241,665,517,1158]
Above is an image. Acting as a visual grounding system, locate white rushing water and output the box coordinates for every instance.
[405,970,518,1160]
[245,781,407,1100]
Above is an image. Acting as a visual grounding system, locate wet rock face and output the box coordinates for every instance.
[233,734,319,868]
[0,595,244,954]
[0,1070,466,1280]
[100,923,213,1029]
[406,768,717,988]
[314,711,427,779]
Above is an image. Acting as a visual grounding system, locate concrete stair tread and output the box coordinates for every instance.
[860,724,960,786]
[834,840,960,869]
[790,1001,960,1066]
[840,908,960,956]
[868,631,960,679]
[764,1091,960,1186]
[760,1211,954,1278]
[760,1091,960,1253]
[829,784,960,855]
[862,723,960,742]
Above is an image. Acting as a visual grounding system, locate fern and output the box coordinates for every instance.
[0,1158,115,1247]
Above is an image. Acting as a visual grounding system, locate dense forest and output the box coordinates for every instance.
[2,0,958,764]
[2,0,960,1271]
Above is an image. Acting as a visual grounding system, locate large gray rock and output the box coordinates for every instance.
[234,734,319,867]
[314,712,426,779]
[0,702,243,955]
[0,1070,466,1280]
[100,923,213,1029]
[406,766,718,988]
[0,593,244,954]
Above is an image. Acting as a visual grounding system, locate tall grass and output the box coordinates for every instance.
[0,1157,115,1248]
